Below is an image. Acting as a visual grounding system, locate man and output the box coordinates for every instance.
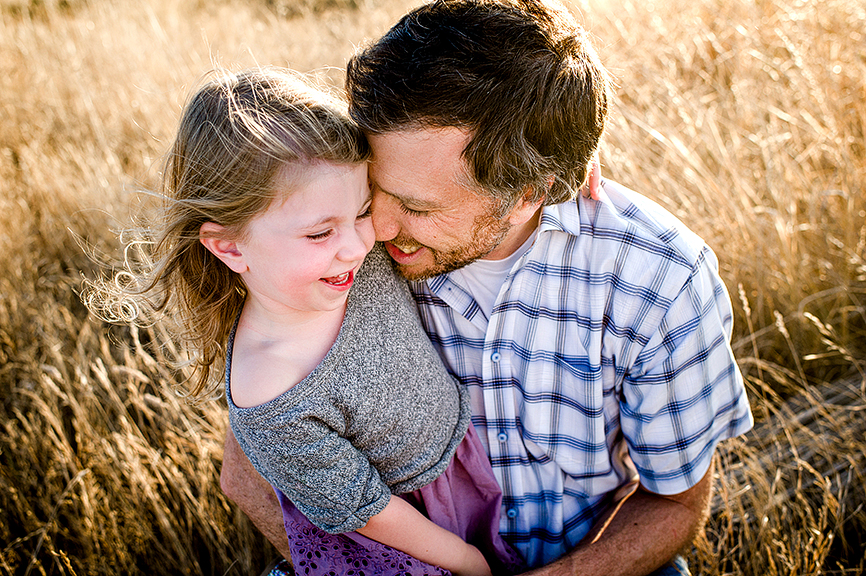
[221,0,753,574]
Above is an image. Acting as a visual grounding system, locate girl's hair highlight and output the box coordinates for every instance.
[88,67,369,402]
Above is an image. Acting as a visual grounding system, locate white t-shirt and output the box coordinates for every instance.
[451,229,538,321]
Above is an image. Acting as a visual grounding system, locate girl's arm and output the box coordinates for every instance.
[357,495,492,576]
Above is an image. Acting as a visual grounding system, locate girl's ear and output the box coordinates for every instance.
[200,222,247,274]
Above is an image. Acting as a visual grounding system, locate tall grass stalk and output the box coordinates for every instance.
[1,0,864,574]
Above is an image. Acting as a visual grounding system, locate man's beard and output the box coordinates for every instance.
[393,212,512,281]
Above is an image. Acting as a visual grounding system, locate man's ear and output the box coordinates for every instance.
[505,187,545,227]
[200,222,247,274]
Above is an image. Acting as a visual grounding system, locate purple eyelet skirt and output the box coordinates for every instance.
[275,425,525,575]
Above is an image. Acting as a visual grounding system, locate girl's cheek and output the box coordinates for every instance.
[360,218,376,250]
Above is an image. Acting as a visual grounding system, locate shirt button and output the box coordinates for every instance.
[497,431,508,442]
[491,352,501,362]
[506,508,518,519]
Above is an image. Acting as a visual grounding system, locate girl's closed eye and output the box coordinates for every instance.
[306,229,334,241]
[358,202,373,220]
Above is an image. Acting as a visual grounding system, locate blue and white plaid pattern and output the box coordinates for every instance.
[410,179,753,568]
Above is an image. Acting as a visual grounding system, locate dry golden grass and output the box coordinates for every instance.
[0,0,863,574]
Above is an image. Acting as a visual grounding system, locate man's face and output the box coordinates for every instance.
[368,127,516,281]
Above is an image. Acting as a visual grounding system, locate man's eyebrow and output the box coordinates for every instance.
[373,183,440,210]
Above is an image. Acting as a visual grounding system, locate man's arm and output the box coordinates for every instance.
[221,428,293,561]
[521,458,714,576]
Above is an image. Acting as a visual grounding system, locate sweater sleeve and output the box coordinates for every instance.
[229,390,392,534]
[225,244,467,533]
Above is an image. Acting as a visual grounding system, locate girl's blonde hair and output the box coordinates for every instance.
[91,67,369,401]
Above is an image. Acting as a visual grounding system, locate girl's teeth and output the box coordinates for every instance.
[324,271,351,285]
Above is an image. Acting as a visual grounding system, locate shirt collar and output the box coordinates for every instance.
[538,198,582,238]
[418,197,585,295]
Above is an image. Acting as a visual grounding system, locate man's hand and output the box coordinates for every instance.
[520,459,714,576]
[221,429,292,561]
[581,153,602,200]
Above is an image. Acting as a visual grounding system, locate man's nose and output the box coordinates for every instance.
[371,192,399,242]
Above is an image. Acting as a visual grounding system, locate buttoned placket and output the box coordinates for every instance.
[432,250,536,532]
[483,305,523,526]
[482,263,527,529]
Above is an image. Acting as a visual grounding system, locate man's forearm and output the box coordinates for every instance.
[522,460,714,576]
[221,429,292,561]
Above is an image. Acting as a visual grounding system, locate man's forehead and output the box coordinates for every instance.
[367,128,475,202]
[366,128,471,168]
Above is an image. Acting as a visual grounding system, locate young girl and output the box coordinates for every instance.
[96,67,523,576]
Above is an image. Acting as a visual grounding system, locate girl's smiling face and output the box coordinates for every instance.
[231,161,374,319]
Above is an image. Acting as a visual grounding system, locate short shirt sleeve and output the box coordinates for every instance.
[229,393,392,534]
[619,247,753,495]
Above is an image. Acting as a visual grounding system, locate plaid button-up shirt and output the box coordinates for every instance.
[409,179,753,567]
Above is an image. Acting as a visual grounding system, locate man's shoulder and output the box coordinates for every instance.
[541,179,709,270]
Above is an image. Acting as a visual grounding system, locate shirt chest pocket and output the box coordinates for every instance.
[512,355,611,471]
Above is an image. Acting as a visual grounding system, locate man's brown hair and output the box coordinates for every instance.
[346,0,610,209]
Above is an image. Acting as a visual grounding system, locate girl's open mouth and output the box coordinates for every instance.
[321,270,353,287]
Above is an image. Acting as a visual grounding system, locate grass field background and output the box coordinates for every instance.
[1,0,864,574]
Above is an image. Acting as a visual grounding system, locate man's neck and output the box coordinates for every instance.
[484,206,542,261]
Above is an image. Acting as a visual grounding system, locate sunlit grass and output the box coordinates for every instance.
[1,0,863,574]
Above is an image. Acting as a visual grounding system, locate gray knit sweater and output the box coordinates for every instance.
[226,245,471,534]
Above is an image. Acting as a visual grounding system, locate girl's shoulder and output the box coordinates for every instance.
[227,308,343,409]
[351,243,415,307]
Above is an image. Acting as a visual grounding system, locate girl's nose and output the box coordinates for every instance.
[339,220,373,262]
